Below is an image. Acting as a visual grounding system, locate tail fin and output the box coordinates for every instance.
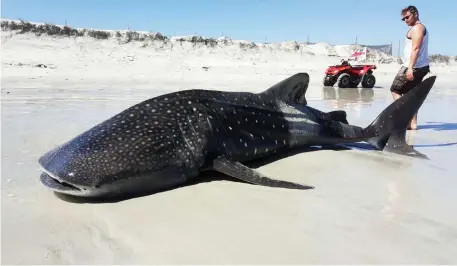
[363,75,436,158]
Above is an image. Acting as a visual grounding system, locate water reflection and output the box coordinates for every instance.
[321,87,375,117]
[322,86,375,103]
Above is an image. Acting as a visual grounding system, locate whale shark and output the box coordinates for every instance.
[38,73,437,198]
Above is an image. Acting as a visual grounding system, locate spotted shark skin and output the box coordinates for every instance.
[38,73,437,198]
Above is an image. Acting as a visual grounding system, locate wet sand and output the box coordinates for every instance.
[2,30,457,264]
[3,80,457,264]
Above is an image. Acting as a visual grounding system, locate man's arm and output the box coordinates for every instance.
[408,24,425,69]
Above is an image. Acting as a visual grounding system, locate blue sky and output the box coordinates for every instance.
[2,0,456,55]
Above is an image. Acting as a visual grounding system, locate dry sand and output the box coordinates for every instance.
[2,23,457,264]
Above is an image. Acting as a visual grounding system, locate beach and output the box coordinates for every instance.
[2,21,457,264]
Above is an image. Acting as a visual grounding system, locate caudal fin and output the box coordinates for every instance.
[363,75,436,158]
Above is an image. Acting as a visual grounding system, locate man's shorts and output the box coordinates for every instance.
[390,65,430,95]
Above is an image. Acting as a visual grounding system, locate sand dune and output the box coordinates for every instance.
[2,19,457,264]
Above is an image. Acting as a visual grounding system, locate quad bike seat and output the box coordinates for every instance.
[351,65,366,70]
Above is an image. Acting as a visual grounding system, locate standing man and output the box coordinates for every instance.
[390,5,430,130]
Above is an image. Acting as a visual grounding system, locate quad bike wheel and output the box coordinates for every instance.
[323,76,336,86]
[337,73,351,88]
[361,74,376,88]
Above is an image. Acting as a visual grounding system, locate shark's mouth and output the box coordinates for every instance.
[39,170,82,194]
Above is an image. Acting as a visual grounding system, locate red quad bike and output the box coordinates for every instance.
[323,59,377,88]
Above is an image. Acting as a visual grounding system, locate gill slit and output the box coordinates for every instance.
[177,115,198,168]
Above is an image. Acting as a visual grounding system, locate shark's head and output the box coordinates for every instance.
[38,99,194,198]
[38,133,184,198]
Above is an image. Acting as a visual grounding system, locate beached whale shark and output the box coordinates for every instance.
[38,73,436,198]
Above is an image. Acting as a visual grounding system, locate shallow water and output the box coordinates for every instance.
[2,81,457,264]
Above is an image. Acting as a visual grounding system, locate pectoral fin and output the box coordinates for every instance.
[212,157,314,190]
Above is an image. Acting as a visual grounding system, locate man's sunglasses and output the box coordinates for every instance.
[402,12,416,21]
[402,15,411,21]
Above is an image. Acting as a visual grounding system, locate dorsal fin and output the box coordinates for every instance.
[260,72,310,105]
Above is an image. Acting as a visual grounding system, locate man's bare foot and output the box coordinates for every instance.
[408,125,417,130]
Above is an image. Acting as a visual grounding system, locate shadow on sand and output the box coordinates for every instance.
[413,142,457,148]
[54,145,351,204]
[409,122,457,148]
[417,122,457,131]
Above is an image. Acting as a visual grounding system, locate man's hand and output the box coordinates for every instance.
[406,68,414,80]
